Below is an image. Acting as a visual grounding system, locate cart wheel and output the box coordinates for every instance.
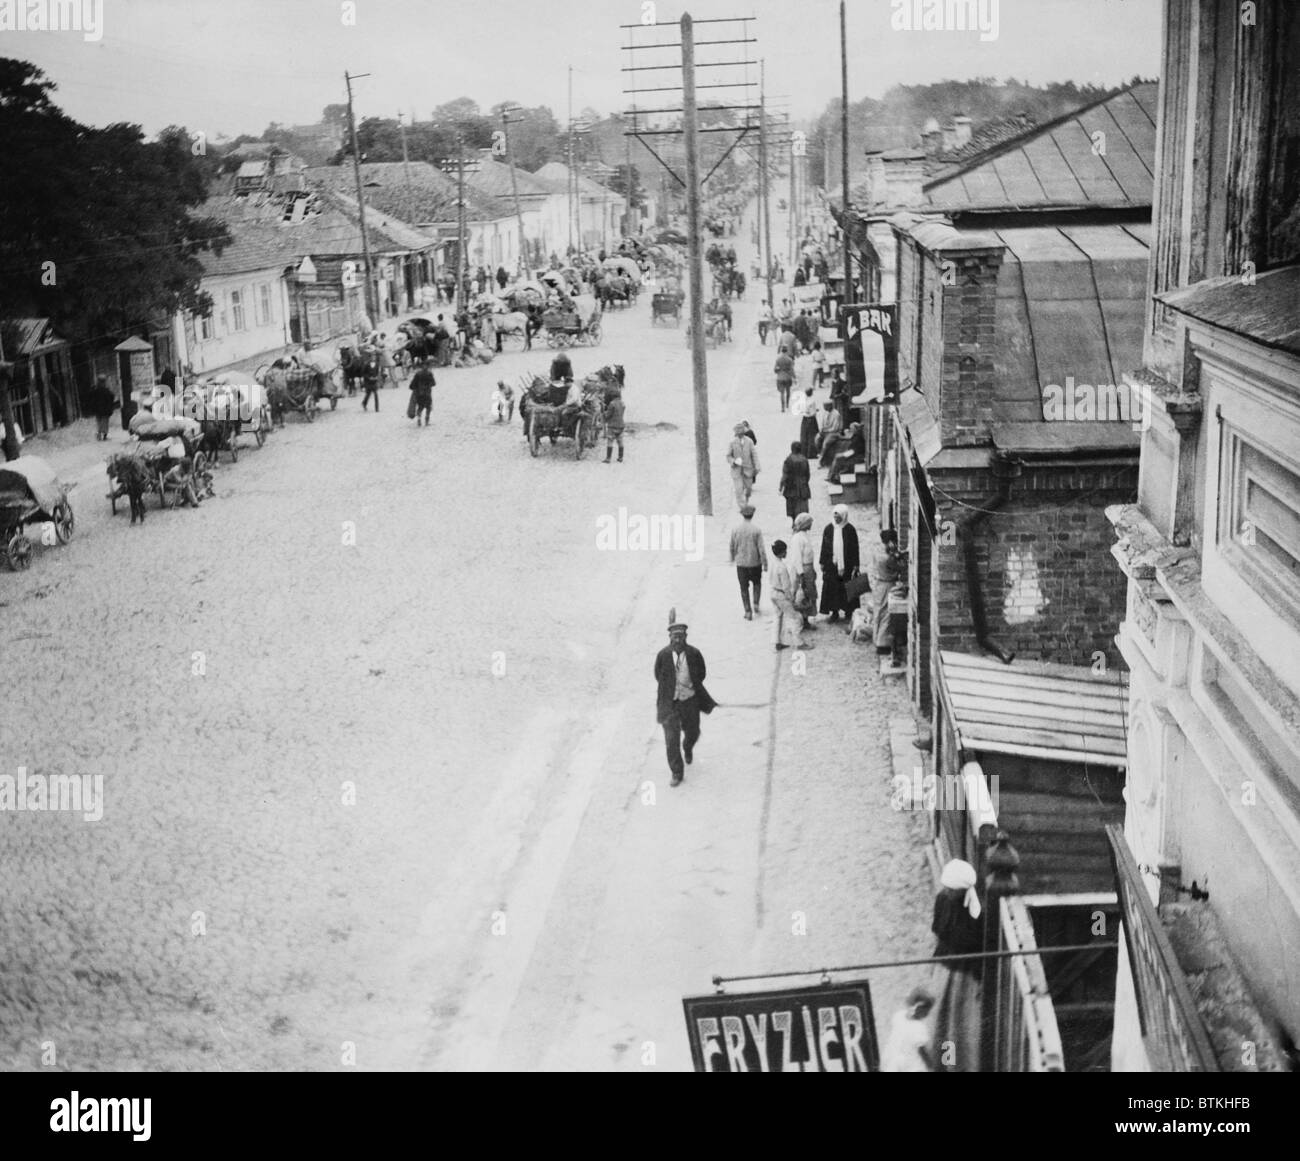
[6,533,32,571]
[330,396,339,411]
[193,451,209,478]
[574,417,587,459]
[528,421,540,457]
[53,502,74,544]
[254,364,271,384]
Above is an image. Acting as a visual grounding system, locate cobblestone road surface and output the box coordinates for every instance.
[1,203,932,1071]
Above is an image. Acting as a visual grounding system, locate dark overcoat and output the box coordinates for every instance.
[654,644,717,723]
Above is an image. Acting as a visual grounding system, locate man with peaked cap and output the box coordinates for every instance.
[653,608,717,786]
[729,504,767,620]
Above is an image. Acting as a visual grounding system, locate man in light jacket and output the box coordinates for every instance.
[727,422,760,510]
[729,504,767,620]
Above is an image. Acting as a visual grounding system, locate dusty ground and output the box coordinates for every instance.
[0,200,932,1072]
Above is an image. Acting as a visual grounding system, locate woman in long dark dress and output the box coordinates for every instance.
[818,505,860,622]
[931,859,985,1072]
[779,442,811,524]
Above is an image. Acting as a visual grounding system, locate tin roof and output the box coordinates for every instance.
[939,650,1129,765]
[924,84,1157,213]
[979,222,1151,425]
[1157,266,1300,357]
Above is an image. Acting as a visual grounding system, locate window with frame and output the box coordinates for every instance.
[198,311,213,341]
[1218,424,1300,616]
[230,289,246,332]
[256,282,272,327]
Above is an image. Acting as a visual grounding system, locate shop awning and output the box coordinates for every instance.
[939,651,1129,766]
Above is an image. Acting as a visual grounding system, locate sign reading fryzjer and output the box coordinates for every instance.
[683,983,879,1072]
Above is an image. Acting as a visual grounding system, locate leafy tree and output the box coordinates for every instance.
[0,59,229,457]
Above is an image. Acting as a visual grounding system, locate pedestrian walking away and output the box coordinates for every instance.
[819,504,861,623]
[779,442,811,526]
[726,422,760,511]
[603,391,625,463]
[653,611,717,786]
[408,366,435,426]
[88,375,118,440]
[774,350,795,413]
[729,504,767,620]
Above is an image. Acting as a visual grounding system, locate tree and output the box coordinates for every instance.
[0,59,230,457]
[608,164,645,210]
[321,103,348,128]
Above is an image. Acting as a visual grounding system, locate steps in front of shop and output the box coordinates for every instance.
[826,461,872,505]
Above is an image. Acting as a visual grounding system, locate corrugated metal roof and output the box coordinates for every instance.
[924,84,1157,212]
[976,223,1150,423]
[1158,266,1300,357]
[939,650,1129,765]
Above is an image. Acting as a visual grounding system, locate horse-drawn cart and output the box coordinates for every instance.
[542,306,602,348]
[518,376,603,459]
[651,290,683,326]
[256,360,338,423]
[0,457,74,571]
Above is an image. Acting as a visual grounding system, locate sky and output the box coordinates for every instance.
[2,0,1161,138]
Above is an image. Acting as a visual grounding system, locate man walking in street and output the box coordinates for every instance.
[727,422,760,510]
[774,349,795,413]
[88,375,117,441]
[654,611,717,787]
[729,504,767,620]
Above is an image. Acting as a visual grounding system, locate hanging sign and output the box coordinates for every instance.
[839,303,898,396]
[682,982,880,1072]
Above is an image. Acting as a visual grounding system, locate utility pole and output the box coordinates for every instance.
[760,60,773,308]
[398,111,412,192]
[681,14,711,516]
[567,65,575,256]
[840,0,852,299]
[790,132,798,270]
[344,70,376,323]
[456,133,467,309]
[500,107,530,277]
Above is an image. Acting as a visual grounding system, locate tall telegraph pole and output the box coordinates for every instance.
[840,0,852,298]
[681,14,711,515]
[456,133,467,308]
[500,107,530,276]
[344,70,376,322]
[760,60,773,307]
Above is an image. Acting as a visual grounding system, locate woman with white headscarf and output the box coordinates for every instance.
[818,505,860,623]
[931,859,985,1072]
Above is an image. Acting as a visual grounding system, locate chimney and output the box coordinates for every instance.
[920,117,943,158]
